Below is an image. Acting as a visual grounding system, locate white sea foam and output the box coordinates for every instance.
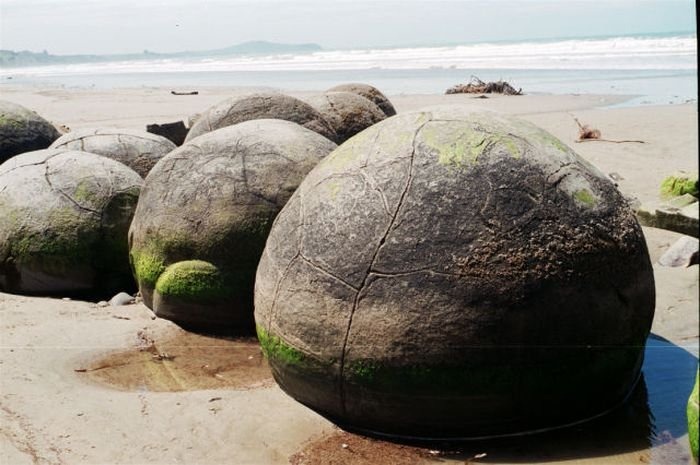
[2,35,696,77]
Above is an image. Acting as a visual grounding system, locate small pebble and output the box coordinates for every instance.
[109,292,135,306]
[96,301,108,308]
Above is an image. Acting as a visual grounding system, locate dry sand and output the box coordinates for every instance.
[0,85,697,465]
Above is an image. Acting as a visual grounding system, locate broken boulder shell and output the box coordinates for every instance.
[327,83,397,117]
[255,108,655,439]
[184,92,337,143]
[50,128,176,177]
[0,100,60,163]
[0,149,143,295]
[129,119,337,333]
[303,91,386,144]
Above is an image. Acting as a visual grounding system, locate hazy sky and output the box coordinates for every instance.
[0,0,696,55]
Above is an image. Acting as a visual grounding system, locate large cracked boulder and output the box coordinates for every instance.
[184,92,337,143]
[303,92,386,144]
[255,108,655,439]
[0,149,143,295]
[50,128,176,177]
[0,100,60,163]
[129,119,337,333]
[327,83,396,117]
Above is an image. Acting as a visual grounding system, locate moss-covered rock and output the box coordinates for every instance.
[661,173,699,199]
[0,100,60,163]
[690,369,699,462]
[184,92,337,143]
[129,119,337,333]
[0,149,143,295]
[255,108,655,439]
[50,128,176,177]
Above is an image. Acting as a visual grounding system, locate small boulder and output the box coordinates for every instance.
[0,100,60,163]
[129,119,337,333]
[50,128,176,177]
[109,292,135,306]
[184,92,337,143]
[658,236,699,267]
[327,83,397,117]
[0,149,143,295]
[303,91,386,144]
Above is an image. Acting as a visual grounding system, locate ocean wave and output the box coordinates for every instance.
[3,35,696,76]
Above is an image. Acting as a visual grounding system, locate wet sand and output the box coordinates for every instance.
[0,85,697,464]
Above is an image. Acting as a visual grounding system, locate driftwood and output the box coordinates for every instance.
[446,76,522,95]
[573,117,645,144]
[171,90,199,96]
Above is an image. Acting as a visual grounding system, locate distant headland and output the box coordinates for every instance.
[0,41,323,68]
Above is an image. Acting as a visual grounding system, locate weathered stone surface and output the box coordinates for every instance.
[129,119,337,333]
[50,128,176,177]
[184,92,337,143]
[327,83,397,117]
[658,236,699,267]
[146,121,189,146]
[0,100,60,163]
[303,92,386,144]
[0,149,143,295]
[255,108,655,438]
[636,201,699,238]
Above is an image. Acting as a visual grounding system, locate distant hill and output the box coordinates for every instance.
[0,41,323,68]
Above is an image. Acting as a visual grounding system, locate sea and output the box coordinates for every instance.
[1,32,697,107]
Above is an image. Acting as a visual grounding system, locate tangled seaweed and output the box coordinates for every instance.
[446,76,522,95]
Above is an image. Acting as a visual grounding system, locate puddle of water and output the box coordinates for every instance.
[292,334,698,465]
[76,329,273,391]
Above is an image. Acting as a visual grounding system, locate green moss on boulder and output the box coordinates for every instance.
[155,260,229,301]
[257,325,305,366]
[689,369,699,462]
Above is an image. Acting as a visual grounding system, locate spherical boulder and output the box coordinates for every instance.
[303,92,386,144]
[327,83,397,117]
[0,149,143,295]
[50,128,176,177]
[129,119,338,333]
[254,108,655,439]
[184,92,337,143]
[0,100,60,163]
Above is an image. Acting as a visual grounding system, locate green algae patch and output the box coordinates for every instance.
[9,208,98,271]
[348,359,382,383]
[256,325,305,366]
[661,174,699,199]
[689,369,699,462]
[155,260,229,302]
[574,189,598,207]
[72,179,97,204]
[420,122,521,168]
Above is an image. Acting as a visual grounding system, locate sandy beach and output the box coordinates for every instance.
[0,85,698,465]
